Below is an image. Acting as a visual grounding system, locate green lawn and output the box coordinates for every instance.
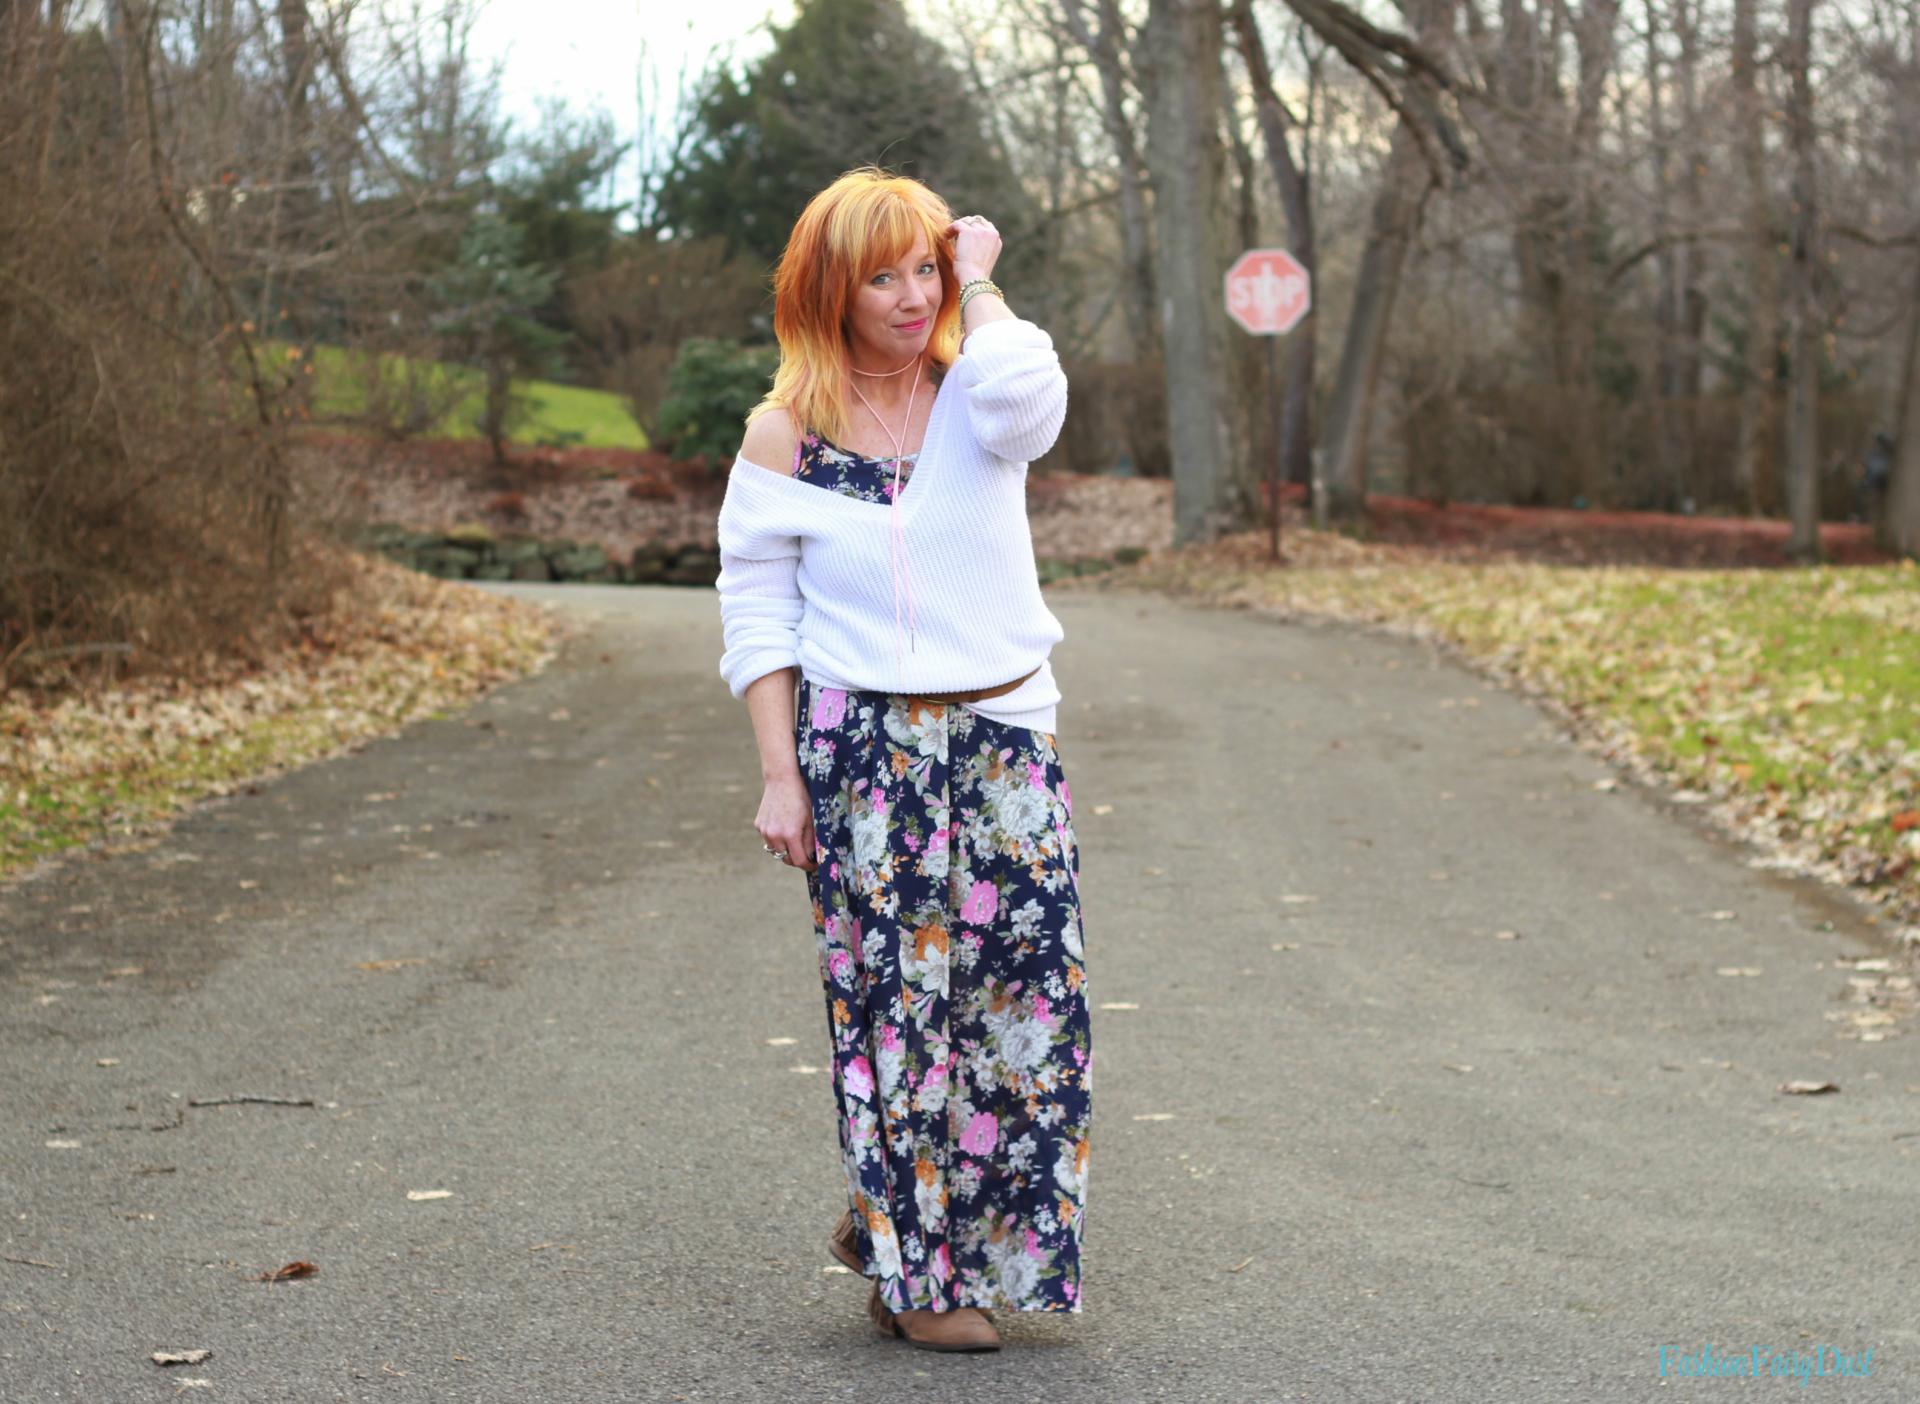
[271,339,649,450]
[1109,547,1920,914]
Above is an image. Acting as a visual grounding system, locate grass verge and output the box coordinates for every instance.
[1068,529,1920,935]
[1,553,571,886]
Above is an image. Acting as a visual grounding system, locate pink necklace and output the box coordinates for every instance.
[847,356,925,671]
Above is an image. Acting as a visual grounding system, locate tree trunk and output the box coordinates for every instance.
[1645,0,1681,509]
[1062,0,1162,377]
[1319,0,1453,525]
[1227,0,1317,494]
[1886,253,1920,557]
[1781,0,1822,560]
[1141,0,1254,543]
[1320,118,1431,525]
[1673,0,1706,468]
[1731,0,1778,518]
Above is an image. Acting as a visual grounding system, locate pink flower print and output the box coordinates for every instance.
[1025,1226,1043,1259]
[1033,995,1052,1022]
[958,1111,999,1155]
[1064,1280,1076,1301]
[959,880,998,924]
[905,830,922,854]
[828,949,853,981]
[1060,778,1072,815]
[1072,1046,1086,1067]
[879,1024,904,1052]
[812,687,847,729]
[1026,761,1046,789]
[931,1242,953,1282]
[843,1054,875,1102]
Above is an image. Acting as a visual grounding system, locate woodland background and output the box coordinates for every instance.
[4,0,1920,685]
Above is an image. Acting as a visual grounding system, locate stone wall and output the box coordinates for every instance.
[349,522,720,585]
[348,521,1143,587]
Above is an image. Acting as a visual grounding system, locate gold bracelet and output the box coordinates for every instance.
[958,278,1006,317]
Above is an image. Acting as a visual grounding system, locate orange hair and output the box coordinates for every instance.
[748,166,962,448]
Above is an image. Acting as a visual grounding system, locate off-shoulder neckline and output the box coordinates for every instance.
[729,374,953,520]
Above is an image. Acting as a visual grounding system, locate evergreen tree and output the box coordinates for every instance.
[655,0,1039,278]
[495,99,630,371]
[428,212,573,468]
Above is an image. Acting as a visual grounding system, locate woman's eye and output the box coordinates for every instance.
[919,263,935,274]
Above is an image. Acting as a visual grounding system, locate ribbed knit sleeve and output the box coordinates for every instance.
[714,475,803,698]
[953,317,1069,464]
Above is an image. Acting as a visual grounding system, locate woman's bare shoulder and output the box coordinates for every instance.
[737,407,800,477]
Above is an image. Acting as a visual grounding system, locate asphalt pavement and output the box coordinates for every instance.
[2,580,1915,1403]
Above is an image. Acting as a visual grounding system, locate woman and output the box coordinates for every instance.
[713,167,1092,1353]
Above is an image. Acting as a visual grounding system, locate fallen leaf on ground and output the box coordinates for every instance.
[150,1349,213,1366]
[253,1261,317,1281]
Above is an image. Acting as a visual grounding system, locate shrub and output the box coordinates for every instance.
[655,338,779,463]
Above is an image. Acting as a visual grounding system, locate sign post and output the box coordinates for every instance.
[1225,248,1311,563]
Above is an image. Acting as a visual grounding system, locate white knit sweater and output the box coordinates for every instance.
[714,316,1070,735]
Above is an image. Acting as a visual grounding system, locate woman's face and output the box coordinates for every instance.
[846,236,942,366]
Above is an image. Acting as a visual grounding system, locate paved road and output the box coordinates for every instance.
[2,582,1915,1403]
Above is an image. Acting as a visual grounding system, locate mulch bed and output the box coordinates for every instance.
[1351,488,1899,569]
[294,428,1903,572]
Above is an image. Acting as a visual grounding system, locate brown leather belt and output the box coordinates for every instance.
[906,664,1042,707]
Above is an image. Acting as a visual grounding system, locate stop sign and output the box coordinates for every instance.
[1225,248,1311,335]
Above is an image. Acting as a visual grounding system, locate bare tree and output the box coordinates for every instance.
[1317,0,1461,525]
[1227,0,1325,496]
[1781,0,1822,559]
[1141,0,1258,542]
[1060,0,1162,372]
[1730,0,1779,518]
[1643,0,1709,513]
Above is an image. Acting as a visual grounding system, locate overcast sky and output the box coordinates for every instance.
[469,0,797,224]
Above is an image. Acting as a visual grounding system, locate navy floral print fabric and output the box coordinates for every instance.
[795,675,1093,1314]
[792,429,919,504]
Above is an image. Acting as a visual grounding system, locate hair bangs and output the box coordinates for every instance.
[856,194,943,283]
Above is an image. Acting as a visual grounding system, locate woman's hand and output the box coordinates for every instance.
[946,213,1001,284]
[756,772,817,873]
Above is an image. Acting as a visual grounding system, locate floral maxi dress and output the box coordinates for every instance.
[791,429,1094,1315]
